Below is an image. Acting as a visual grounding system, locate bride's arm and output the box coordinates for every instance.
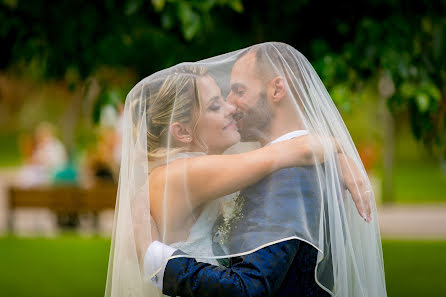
[152,134,371,222]
[158,135,331,208]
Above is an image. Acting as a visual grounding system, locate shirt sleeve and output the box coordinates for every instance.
[144,241,177,290]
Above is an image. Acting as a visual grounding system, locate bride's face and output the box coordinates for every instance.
[191,75,240,154]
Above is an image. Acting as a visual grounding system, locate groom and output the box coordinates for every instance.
[148,43,368,296]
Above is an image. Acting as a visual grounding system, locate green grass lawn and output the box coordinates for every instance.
[0,235,445,297]
[371,160,446,204]
[0,235,110,297]
[392,161,446,203]
[383,240,446,297]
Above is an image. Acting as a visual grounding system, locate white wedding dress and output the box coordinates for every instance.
[150,152,223,265]
[171,199,221,265]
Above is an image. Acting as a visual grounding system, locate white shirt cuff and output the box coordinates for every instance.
[144,241,177,290]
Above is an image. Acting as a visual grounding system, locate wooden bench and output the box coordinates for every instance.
[8,185,117,231]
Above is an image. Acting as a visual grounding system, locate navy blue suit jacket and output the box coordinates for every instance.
[163,166,331,297]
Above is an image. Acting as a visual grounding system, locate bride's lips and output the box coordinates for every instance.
[233,111,243,122]
[224,121,237,130]
[232,111,244,129]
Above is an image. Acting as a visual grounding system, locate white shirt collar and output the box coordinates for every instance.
[267,130,308,145]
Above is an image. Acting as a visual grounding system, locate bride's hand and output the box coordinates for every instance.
[275,135,372,222]
[338,154,372,222]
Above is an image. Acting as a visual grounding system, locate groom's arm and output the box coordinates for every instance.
[162,240,300,297]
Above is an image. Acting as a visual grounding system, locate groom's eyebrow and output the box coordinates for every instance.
[230,83,246,92]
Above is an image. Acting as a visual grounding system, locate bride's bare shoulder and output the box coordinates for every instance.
[148,164,166,190]
[149,158,189,187]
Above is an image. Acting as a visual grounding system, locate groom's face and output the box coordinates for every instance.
[227,52,273,142]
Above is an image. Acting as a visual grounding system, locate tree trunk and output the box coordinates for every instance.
[378,71,396,204]
[381,96,395,203]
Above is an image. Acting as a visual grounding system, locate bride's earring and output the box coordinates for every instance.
[187,136,192,142]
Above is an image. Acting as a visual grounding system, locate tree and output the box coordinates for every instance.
[2,0,445,195]
[0,0,243,147]
[314,14,446,201]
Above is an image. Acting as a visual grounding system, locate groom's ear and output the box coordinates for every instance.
[170,122,193,144]
[269,76,287,103]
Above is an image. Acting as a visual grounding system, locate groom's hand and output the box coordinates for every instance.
[338,154,372,222]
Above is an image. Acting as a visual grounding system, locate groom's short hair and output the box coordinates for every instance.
[237,42,307,108]
[237,42,302,83]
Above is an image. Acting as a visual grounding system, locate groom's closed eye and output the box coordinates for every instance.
[230,83,246,96]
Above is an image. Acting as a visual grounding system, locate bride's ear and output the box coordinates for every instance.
[170,122,193,144]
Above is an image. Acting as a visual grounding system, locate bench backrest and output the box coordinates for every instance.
[8,185,117,212]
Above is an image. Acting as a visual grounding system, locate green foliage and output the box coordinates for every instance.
[151,0,244,40]
[92,88,127,125]
[0,130,22,166]
[314,14,446,158]
[1,0,446,156]
[0,0,243,79]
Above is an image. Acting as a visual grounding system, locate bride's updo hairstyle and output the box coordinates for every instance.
[131,65,208,160]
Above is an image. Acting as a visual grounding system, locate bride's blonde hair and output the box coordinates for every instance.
[132,65,208,160]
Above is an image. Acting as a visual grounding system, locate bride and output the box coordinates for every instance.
[105,43,386,297]
[143,66,340,249]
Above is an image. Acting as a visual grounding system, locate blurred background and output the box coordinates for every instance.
[0,0,445,296]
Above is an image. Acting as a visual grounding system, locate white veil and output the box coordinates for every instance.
[105,42,387,297]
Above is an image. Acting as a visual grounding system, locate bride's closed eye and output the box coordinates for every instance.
[208,102,221,111]
[207,96,223,112]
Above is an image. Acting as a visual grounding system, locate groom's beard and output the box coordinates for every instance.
[239,91,273,143]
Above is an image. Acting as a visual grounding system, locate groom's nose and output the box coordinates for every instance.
[224,101,236,116]
[226,92,236,106]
